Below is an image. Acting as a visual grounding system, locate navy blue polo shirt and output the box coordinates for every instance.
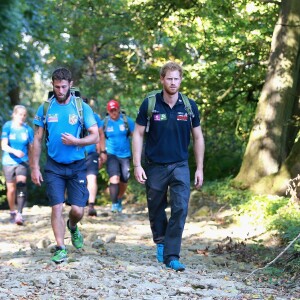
[136,91,200,164]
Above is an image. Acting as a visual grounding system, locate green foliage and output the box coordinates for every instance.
[0,1,287,205]
[202,177,253,206]
[202,178,300,246]
[268,201,300,243]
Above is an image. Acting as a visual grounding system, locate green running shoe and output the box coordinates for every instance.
[51,247,68,264]
[67,220,84,249]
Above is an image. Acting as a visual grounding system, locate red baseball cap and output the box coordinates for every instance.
[107,99,120,111]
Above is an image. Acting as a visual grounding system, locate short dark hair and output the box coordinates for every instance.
[52,67,72,82]
[160,61,183,78]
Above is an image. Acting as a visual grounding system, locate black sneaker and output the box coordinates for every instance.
[88,206,97,217]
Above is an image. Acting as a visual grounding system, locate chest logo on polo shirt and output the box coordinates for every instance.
[154,114,167,121]
[48,114,58,123]
[69,114,78,125]
[177,112,188,121]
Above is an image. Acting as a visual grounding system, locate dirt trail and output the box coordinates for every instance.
[0,203,298,300]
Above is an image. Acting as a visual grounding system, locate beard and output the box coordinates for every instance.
[164,85,179,96]
[54,88,71,103]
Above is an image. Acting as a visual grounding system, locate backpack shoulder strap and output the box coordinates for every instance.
[43,94,54,142]
[121,110,130,137]
[43,100,50,125]
[146,90,161,133]
[74,96,85,138]
[43,93,55,125]
[179,93,194,118]
[103,113,109,139]
[74,97,84,125]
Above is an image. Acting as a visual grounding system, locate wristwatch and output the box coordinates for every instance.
[100,150,107,154]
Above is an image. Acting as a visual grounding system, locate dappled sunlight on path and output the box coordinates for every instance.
[0,204,298,299]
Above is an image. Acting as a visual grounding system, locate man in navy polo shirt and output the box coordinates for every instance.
[132,61,205,271]
[31,67,99,263]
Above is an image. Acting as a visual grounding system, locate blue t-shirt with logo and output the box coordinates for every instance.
[34,96,97,164]
[105,114,135,158]
[135,91,200,164]
[1,121,34,165]
[85,112,103,155]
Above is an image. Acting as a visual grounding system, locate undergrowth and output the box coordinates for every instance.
[202,177,300,277]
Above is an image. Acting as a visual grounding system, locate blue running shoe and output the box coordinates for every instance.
[156,244,164,263]
[111,203,119,213]
[117,198,123,212]
[166,260,186,271]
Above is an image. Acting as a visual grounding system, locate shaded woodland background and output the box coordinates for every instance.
[0,0,299,203]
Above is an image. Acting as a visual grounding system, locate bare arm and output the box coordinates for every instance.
[61,124,99,146]
[28,143,33,169]
[132,123,147,184]
[31,126,44,186]
[191,125,205,189]
[1,138,25,158]
[98,127,107,167]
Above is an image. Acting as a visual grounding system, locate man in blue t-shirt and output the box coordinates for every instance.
[31,68,99,264]
[104,99,135,213]
[132,61,205,271]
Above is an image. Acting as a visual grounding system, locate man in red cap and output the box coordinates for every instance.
[103,100,135,212]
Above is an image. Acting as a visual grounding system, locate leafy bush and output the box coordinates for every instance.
[268,201,300,242]
[202,178,297,245]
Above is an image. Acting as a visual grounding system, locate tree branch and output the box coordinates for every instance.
[244,231,300,280]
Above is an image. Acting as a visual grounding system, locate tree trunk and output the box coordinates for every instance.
[234,0,300,188]
[250,137,300,196]
[8,85,20,107]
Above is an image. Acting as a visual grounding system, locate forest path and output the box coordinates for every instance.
[0,203,298,299]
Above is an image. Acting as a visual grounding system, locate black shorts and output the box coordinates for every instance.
[3,163,29,182]
[106,154,130,183]
[85,152,99,176]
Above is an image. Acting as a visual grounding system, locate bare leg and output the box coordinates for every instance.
[51,203,65,247]
[68,205,84,228]
[87,174,97,205]
[6,182,16,212]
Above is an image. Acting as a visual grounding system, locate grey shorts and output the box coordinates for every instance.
[86,152,99,176]
[106,154,130,183]
[3,163,28,182]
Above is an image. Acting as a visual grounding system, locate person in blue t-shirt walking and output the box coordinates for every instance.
[1,105,33,225]
[82,97,107,217]
[132,61,205,271]
[104,100,135,213]
[31,67,99,264]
